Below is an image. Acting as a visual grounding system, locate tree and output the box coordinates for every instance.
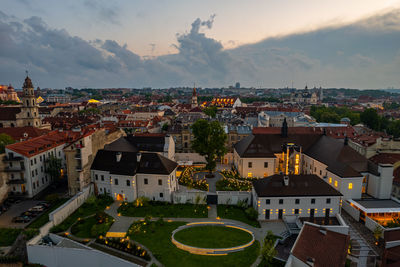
[161,123,169,132]
[360,108,380,131]
[191,119,227,174]
[203,106,217,118]
[261,231,277,265]
[0,133,14,153]
[388,120,400,138]
[45,155,62,181]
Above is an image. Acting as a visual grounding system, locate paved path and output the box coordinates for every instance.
[208,204,217,219]
[193,171,223,193]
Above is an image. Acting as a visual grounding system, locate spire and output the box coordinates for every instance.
[23,75,33,89]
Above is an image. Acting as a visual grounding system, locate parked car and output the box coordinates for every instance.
[38,202,50,208]
[30,206,45,212]
[21,211,37,218]
[12,216,30,223]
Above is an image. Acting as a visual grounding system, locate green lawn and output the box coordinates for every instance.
[27,198,69,229]
[119,202,207,218]
[0,228,39,246]
[128,221,260,267]
[217,205,260,228]
[50,195,114,233]
[174,225,252,248]
[71,213,114,238]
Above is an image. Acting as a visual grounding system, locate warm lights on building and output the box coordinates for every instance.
[348,183,353,190]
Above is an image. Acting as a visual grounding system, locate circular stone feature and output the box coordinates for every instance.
[171,222,255,255]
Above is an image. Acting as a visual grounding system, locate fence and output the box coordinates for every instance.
[216,191,252,206]
[172,190,207,204]
[27,185,93,245]
[342,200,360,221]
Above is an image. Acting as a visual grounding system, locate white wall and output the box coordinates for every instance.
[217,191,252,205]
[342,200,360,221]
[256,196,341,220]
[173,190,207,204]
[236,156,275,178]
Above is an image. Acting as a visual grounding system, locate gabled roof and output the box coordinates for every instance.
[234,133,321,158]
[252,174,342,197]
[0,126,49,140]
[292,223,349,267]
[0,107,21,120]
[90,150,177,175]
[304,136,368,177]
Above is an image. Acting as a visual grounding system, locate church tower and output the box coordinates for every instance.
[191,86,198,108]
[19,76,41,127]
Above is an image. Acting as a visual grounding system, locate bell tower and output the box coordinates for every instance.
[19,75,41,127]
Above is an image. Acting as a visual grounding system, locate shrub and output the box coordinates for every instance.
[45,193,60,203]
[237,199,248,209]
[245,207,258,221]
[91,223,109,237]
[134,196,150,207]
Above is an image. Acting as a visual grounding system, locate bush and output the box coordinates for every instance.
[237,199,248,209]
[245,207,258,221]
[134,196,150,207]
[91,223,109,237]
[45,193,60,203]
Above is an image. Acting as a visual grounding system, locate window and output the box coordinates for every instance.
[295,199,300,204]
[247,173,252,178]
[264,162,268,168]
[114,179,118,185]
[32,170,34,177]
[30,160,33,166]
[9,162,13,167]
[295,209,299,214]
[101,175,104,181]
[33,183,36,189]
[326,198,331,204]
[279,199,284,204]
[248,162,252,168]
[35,169,38,175]
[144,178,148,185]
[265,199,270,205]
[41,166,43,172]
[126,180,130,186]
[42,178,44,184]
[329,177,332,184]
[320,170,322,175]
[348,183,353,190]
[311,198,316,204]
[158,179,162,186]
[160,193,164,198]
[11,174,14,179]
[95,174,98,180]
[334,181,338,187]
[34,158,37,164]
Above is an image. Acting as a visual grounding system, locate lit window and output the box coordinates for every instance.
[334,181,338,187]
[348,183,353,190]
[329,177,332,184]
[248,173,252,178]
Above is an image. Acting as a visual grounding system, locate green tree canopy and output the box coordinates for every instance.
[203,106,217,118]
[360,108,381,131]
[45,155,62,180]
[191,119,227,173]
[0,133,14,153]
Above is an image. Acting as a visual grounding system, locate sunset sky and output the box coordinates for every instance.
[1,0,400,88]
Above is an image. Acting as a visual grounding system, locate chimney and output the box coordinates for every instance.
[116,152,122,162]
[136,152,142,163]
[283,175,289,186]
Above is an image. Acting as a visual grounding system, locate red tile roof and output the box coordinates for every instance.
[0,126,50,141]
[292,223,349,267]
[370,153,400,165]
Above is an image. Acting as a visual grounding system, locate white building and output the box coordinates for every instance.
[91,149,178,202]
[252,174,342,220]
[4,131,68,198]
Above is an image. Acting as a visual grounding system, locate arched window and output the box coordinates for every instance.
[10,123,14,127]
[27,112,30,117]
[26,100,29,106]
[32,100,35,106]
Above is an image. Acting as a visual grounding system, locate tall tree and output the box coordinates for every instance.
[45,155,62,181]
[203,106,217,118]
[360,108,380,131]
[191,119,227,173]
[0,133,14,153]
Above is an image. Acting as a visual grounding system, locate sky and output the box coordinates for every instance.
[1,0,400,89]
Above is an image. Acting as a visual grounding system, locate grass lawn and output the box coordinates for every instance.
[119,202,207,218]
[71,213,114,238]
[174,225,252,248]
[217,205,260,228]
[50,195,114,233]
[128,221,260,267]
[0,228,39,246]
[27,198,69,229]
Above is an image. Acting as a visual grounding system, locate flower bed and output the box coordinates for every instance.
[179,167,209,191]
[216,177,252,191]
[96,237,150,261]
[220,168,259,181]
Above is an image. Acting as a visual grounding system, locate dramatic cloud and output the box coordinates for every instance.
[0,11,400,88]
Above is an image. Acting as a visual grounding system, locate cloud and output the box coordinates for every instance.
[1,11,400,89]
[83,0,121,25]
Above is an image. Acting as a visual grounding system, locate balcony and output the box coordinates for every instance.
[7,179,26,185]
[4,166,25,172]
[3,156,23,162]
